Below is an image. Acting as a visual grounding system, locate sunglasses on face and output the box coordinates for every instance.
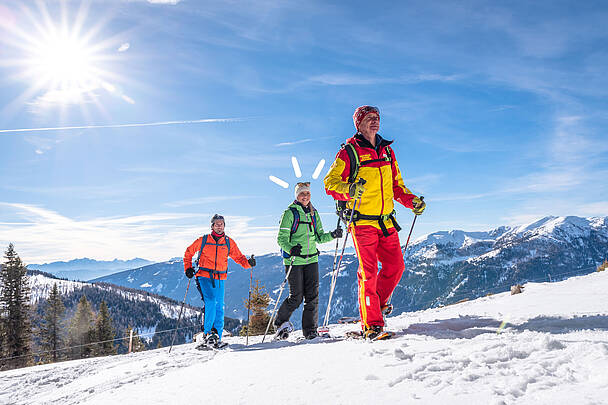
[297,182,311,187]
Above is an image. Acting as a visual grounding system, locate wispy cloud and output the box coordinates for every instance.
[307,73,461,86]
[274,138,313,147]
[0,202,278,263]
[0,117,246,134]
[119,166,203,175]
[23,134,66,155]
[27,87,100,112]
[146,0,181,4]
[164,196,254,208]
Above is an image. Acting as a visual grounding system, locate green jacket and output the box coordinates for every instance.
[277,202,335,265]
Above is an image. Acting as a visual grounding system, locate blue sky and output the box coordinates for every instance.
[1,0,607,263]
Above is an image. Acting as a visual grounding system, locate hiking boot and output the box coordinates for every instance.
[381,304,393,316]
[204,331,220,346]
[304,330,319,340]
[363,325,383,340]
[274,321,294,340]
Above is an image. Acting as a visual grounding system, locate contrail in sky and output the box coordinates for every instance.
[0,117,245,134]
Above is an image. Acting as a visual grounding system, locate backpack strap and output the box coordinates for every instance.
[196,234,208,269]
[288,207,300,242]
[342,143,359,183]
[224,235,231,254]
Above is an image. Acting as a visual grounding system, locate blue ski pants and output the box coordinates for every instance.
[197,276,225,338]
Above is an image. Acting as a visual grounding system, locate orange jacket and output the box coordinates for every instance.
[324,134,417,230]
[183,234,251,280]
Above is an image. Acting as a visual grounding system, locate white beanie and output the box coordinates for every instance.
[294,182,311,199]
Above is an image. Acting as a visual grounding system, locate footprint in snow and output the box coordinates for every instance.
[394,348,413,361]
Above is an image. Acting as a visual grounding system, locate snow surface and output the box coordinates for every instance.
[3,272,608,404]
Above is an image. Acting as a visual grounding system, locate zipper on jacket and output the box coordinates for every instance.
[214,240,218,280]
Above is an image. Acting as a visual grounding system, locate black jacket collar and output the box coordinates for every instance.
[354,133,392,153]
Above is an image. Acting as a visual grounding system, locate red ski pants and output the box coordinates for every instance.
[351,225,404,329]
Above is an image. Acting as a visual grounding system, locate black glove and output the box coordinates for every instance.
[248,255,256,267]
[289,244,302,256]
[330,228,343,239]
[185,267,195,279]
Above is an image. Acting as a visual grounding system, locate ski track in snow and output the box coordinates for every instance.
[2,272,608,404]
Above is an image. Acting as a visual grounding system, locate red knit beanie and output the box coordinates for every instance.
[353,105,380,130]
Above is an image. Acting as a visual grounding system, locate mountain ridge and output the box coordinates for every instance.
[92,215,608,327]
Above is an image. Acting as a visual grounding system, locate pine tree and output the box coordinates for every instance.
[67,295,96,359]
[240,279,272,336]
[94,301,116,356]
[124,326,146,353]
[38,283,66,363]
[0,244,32,370]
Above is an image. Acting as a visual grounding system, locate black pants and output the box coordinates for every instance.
[275,262,319,335]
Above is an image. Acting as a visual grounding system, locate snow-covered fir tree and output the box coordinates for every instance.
[38,282,66,363]
[67,295,96,359]
[0,244,32,370]
[94,300,116,356]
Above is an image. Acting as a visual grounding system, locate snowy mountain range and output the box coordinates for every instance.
[27,258,154,281]
[93,216,608,327]
[4,264,608,404]
[27,270,241,349]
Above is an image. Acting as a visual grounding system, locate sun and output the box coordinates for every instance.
[0,2,130,113]
[28,32,97,91]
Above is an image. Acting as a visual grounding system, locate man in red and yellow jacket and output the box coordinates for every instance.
[184,214,255,345]
[324,105,426,339]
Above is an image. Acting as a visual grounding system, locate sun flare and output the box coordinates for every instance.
[0,2,130,113]
[28,33,96,90]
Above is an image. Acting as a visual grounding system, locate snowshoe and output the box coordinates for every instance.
[346,327,394,341]
[195,340,229,351]
[273,321,294,341]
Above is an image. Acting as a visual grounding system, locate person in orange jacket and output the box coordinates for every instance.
[183,214,256,346]
[324,105,426,339]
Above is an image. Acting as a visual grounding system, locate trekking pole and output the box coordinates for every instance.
[246,269,253,346]
[386,196,423,310]
[168,278,191,353]
[321,178,366,330]
[330,216,342,276]
[262,256,296,343]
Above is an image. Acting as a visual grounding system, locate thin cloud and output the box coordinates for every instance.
[275,138,313,147]
[0,117,246,135]
[0,203,278,262]
[147,0,181,4]
[118,43,130,52]
[164,196,254,208]
[307,73,461,86]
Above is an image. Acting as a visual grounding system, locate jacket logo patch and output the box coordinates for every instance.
[359,154,372,161]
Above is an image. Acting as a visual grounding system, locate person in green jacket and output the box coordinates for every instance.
[274,181,343,339]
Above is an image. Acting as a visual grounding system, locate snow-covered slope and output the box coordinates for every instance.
[28,273,88,303]
[3,270,608,404]
[28,271,200,320]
